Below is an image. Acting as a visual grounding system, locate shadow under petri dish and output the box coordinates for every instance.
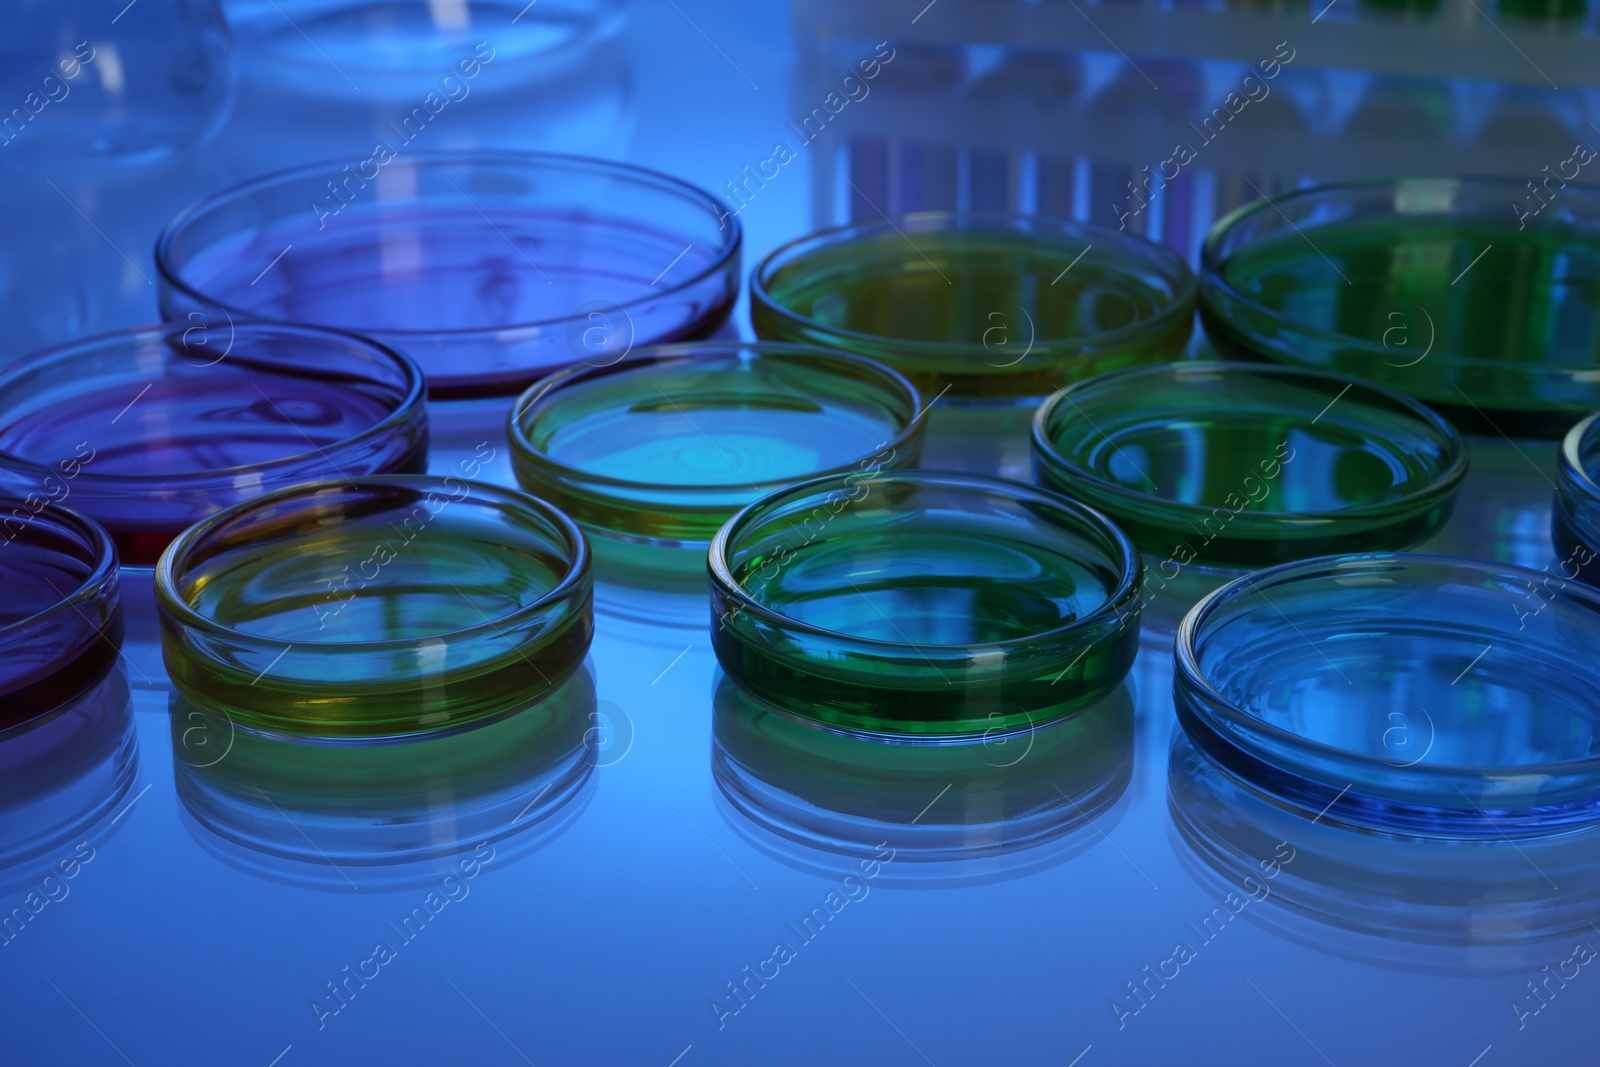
[1168,731,1600,975]
[171,663,597,891]
[0,666,138,896]
[711,674,1133,888]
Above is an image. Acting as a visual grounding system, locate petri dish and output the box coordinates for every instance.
[1168,731,1600,975]
[507,342,925,549]
[708,470,1142,738]
[1175,553,1600,837]
[750,212,1196,401]
[172,664,596,890]
[1031,362,1468,569]
[0,323,428,566]
[0,503,122,728]
[713,673,1132,887]
[156,151,741,398]
[1554,412,1600,586]
[1201,176,1600,437]
[155,475,593,741]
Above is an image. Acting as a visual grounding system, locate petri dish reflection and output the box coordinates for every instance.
[0,666,138,896]
[171,663,598,892]
[711,674,1133,888]
[1168,732,1600,975]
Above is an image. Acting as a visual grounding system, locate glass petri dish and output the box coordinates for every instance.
[1175,553,1600,837]
[1555,412,1600,586]
[0,323,427,566]
[1032,362,1468,569]
[155,475,593,740]
[0,503,122,728]
[750,212,1196,401]
[1201,176,1600,437]
[156,151,741,398]
[171,664,595,891]
[709,470,1142,738]
[507,342,925,549]
[1168,731,1600,975]
[713,673,1132,888]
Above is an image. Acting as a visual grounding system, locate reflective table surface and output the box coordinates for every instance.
[3,2,1596,1063]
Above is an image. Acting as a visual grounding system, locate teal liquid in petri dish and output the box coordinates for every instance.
[1212,217,1600,427]
[541,392,894,489]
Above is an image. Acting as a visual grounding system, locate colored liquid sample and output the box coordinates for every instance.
[0,380,395,476]
[185,515,569,644]
[753,215,1194,400]
[710,472,1141,737]
[0,507,121,726]
[755,518,1114,644]
[510,345,921,545]
[1176,555,1600,836]
[1206,205,1600,434]
[159,156,741,397]
[181,208,722,338]
[159,478,591,740]
[1034,364,1465,566]
[0,324,426,565]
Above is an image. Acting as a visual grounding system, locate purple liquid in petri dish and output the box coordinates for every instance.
[156,153,741,397]
[0,323,428,565]
[0,505,122,728]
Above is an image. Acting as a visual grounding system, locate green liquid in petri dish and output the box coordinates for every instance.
[1209,216,1600,433]
[757,521,1115,646]
[710,473,1141,739]
[1035,365,1466,566]
[754,218,1194,400]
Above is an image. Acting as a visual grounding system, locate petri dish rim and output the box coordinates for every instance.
[749,210,1198,358]
[708,469,1142,655]
[154,474,590,656]
[1199,174,1600,376]
[1559,411,1600,499]
[1031,361,1470,528]
[1175,551,1600,781]
[154,149,742,341]
[507,342,926,495]
[0,503,119,651]
[0,322,427,489]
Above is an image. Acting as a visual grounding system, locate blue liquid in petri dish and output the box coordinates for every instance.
[1554,412,1600,586]
[1177,554,1600,835]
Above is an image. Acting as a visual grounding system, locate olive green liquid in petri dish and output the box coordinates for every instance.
[753,215,1195,400]
[160,479,592,739]
[1208,215,1600,434]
